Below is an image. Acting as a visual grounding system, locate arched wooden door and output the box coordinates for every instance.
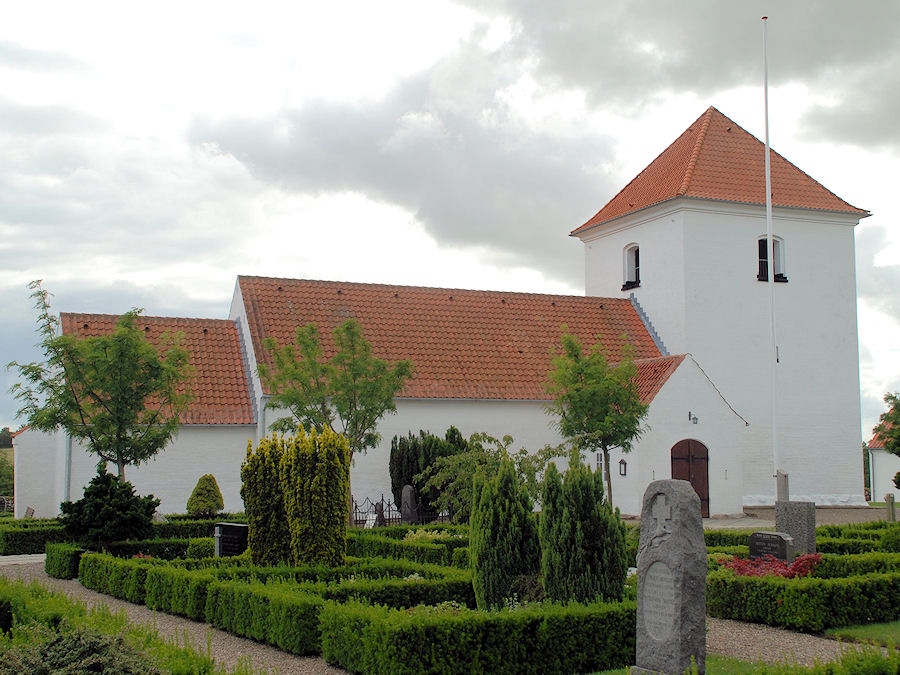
[671,439,710,518]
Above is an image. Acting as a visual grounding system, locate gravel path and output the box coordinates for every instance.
[0,560,345,675]
[0,557,887,672]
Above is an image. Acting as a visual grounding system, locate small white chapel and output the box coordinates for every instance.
[14,107,869,518]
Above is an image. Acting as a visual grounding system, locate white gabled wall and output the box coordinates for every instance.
[869,447,900,503]
[609,357,748,516]
[579,199,865,505]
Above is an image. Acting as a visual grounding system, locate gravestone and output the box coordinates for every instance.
[748,531,794,562]
[374,501,387,527]
[775,501,816,555]
[214,522,249,557]
[886,493,896,523]
[776,471,789,502]
[632,480,706,675]
[400,485,418,525]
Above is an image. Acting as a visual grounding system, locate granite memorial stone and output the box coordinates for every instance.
[400,484,418,525]
[214,522,249,558]
[775,501,816,555]
[886,493,896,523]
[632,480,707,675]
[748,531,794,562]
[374,501,387,527]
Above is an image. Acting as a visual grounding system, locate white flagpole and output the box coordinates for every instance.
[763,16,780,493]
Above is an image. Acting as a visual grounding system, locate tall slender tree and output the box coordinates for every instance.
[545,328,648,504]
[7,281,193,478]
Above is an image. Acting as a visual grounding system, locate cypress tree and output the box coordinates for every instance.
[240,436,290,566]
[281,427,350,566]
[539,459,627,603]
[470,458,539,610]
[389,427,463,519]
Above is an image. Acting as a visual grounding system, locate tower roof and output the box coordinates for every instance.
[572,106,869,235]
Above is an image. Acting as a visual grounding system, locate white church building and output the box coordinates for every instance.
[14,107,869,518]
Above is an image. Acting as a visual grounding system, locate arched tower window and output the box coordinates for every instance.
[622,244,640,290]
[757,236,788,282]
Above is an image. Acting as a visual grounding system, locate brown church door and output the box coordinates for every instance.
[671,439,710,518]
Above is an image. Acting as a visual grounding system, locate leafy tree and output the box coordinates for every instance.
[7,281,193,479]
[0,454,12,496]
[470,457,540,610]
[539,458,628,603]
[59,468,160,552]
[259,319,413,461]
[874,392,900,457]
[416,432,558,524]
[186,474,224,518]
[545,328,648,505]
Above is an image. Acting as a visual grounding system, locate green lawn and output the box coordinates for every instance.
[593,655,762,674]
[826,619,900,647]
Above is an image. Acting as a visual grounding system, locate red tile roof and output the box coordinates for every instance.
[239,276,664,401]
[60,314,254,425]
[868,419,893,450]
[633,355,685,404]
[572,106,869,235]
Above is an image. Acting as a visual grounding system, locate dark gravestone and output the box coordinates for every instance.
[400,484,418,525]
[749,531,794,562]
[633,480,707,675]
[374,501,387,527]
[214,522,249,558]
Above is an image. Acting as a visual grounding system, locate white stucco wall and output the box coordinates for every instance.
[578,199,865,506]
[15,426,256,518]
[609,357,748,517]
[870,448,900,503]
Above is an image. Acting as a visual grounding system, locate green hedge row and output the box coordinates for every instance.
[78,553,161,604]
[320,599,637,674]
[355,524,468,540]
[0,517,240,555]
[707,568,900,631]
[44,542,85,579]
[816,537,880,554]
[205,580,325,655]
[347,531,453,565]
[813,552,900,578]
[703,529,751,547]
[107,538,191,559]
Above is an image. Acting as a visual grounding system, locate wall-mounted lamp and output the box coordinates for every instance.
[688,411,699,425]
[618,459,627,476]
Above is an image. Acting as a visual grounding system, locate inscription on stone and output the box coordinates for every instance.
[214,522,249,558]
[749,531,794,562]
[643,561,675,640]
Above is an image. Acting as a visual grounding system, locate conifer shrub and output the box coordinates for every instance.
[185,473,224,518]
[280,427,351,566]
[59,467,159,552]
[389,427,465,519]
[241,437,290,566]
[539,459,628,603]
[469,458,539,610]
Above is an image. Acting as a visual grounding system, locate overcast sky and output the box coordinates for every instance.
[2,1,899,441]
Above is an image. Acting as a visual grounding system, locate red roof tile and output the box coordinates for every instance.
[239,276,663,401]
[868,418,893,450]
[633,355,685,404]
[60,314,254,425]
[572,106,869,235]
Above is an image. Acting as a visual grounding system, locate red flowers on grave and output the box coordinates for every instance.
[724,553,822,579]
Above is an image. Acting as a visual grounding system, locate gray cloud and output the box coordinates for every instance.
[189,64,616,286]
[0,98,103,137]
[857,225,900,320]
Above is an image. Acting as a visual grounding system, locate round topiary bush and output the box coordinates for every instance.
[186,474,224,518]
[893,472,900,491]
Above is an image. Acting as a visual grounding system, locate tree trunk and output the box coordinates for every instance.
[117,460,126,480]
[603,447,613,507]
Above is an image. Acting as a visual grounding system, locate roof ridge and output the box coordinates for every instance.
[678,106,715,196]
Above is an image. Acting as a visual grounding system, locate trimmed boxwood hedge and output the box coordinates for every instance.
[44,542,86,579]
[0,523,66,555]
[320,598,637,674]
[346,531,453,565]
[707,568,900,631]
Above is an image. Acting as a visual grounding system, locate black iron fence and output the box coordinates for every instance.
[351,494,451,528]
